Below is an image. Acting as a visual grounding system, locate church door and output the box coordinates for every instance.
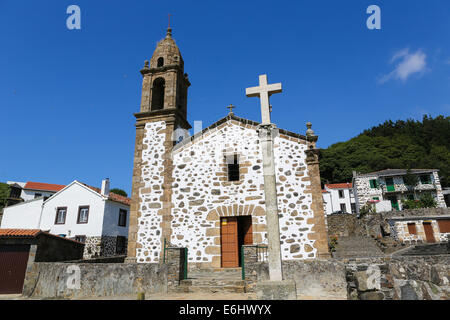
[220,217,239,268]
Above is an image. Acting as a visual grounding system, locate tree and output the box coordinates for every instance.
[320,115,450,188]
[110,188,128,197]
[0,183,11,210]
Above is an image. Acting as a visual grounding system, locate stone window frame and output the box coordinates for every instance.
[77,205,90,224]
[54,207,67,225]
[118,208,127,227]
[224,153,240,182]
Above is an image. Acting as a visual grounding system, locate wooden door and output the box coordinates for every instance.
[422,222,435,243]
[221,217,239,268]
[0,245,30,294]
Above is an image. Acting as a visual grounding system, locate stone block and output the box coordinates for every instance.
[255,280,297,300]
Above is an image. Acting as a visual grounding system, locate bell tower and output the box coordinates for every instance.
[126,27,191,263]
[139,27,190,119]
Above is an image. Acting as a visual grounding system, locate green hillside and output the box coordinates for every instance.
[319,115,450,188]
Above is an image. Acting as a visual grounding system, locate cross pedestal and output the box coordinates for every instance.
[257,123,283,281]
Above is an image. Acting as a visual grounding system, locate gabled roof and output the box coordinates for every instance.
[81,183,131,206]
[325,183,353,189]
[24,182,66,192]
[173,113,308,152]
[357,168,438,178]
[42,181,131,207]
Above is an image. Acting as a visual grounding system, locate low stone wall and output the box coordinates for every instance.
[345,255,450,300]
[23,262,168,299]
[243,246,348,299]
[243,246,450,299]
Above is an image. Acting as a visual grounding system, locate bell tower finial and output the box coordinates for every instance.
[166,14,172,38]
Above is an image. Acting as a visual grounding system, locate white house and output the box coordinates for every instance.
[7,181,65,201]
[1,179,130,259]
[322,183,356,215]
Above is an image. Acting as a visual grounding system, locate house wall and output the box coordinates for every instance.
[134,120,323,266]
[21,190,55,201]
[0,198,44,229]
[39,183,106,238]
[102,201,129,237]
[325,188,354,213]
[394,219,450,243]
[322,192,332,215]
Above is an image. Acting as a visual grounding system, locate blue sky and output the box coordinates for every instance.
[1,0,449,194]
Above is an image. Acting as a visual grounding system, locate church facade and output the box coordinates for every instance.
[126,28,329,268]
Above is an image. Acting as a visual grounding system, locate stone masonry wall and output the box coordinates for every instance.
[345,255,450,300]
[168,119,318,267]
[135,121,166,263]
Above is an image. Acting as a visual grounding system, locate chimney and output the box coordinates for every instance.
[101,178,110,197]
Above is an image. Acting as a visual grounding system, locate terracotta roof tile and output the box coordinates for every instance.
[0,229,84,244]
[325,183,353,189]
[0,229,42,237]
[81,184,131,206]
[24,182,66,192]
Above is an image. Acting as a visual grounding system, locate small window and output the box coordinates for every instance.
[55,207,67,224]
[338,190,345,198]
[77,206,89,224]
[116,236,127,254]
[340,203,347,212]
[420,175,431,185]
[373,197,380,200]
[75,235,86,243]
[350,203,356,214]
[34,193,42,199]
[118,209,127,227]
[407,223,417,235]
[227,155,240,182]
[369,179,378,188]
[157,57,164,67]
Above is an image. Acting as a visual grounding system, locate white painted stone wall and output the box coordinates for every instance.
[134,119,317,265]
[135,121,166,263]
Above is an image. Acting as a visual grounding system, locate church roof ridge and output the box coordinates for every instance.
[172,113,307,152]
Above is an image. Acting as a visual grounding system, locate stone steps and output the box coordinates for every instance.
[177,268,245,294]
[333,236,384,258]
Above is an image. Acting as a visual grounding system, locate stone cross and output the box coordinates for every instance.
[246,74,284,282]
[245,74,282,124]
[227,104,235,114]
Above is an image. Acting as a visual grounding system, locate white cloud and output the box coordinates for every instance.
[379,49,427,84]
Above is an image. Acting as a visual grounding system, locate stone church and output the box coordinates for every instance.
[126,27,329,268]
